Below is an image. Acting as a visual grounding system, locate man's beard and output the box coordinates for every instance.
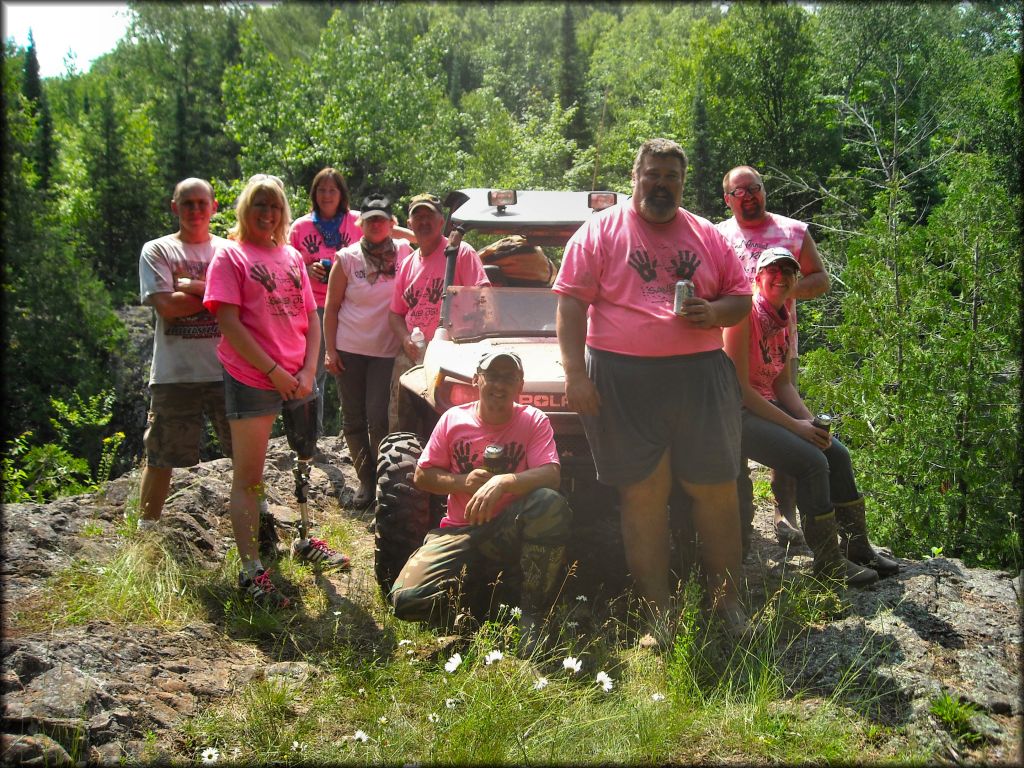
[641,191,676,220]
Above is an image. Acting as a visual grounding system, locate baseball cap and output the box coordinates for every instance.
[477,351,524,374]
[756,247,800,273]
[359,194,392,221]
[408,193,443,215]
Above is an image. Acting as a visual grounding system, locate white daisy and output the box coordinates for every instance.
[378,716,388,725]
[353,730,369,743]
[445,698,457,709]
[427,712,439,723]
[563,656,582,674]
[533,676,549,690]
[200,747,220,764]
[651,692,666,702]
[398,639,413,646]
[444,652,463,673]
[484,649,504,665]
[575,594,588,602]
[510,606,522,619]
[595,671,614,692]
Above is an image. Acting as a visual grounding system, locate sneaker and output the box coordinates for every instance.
[238,567,291,609]
[290,537,352,571]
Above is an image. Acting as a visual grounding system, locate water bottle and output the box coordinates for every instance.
[410,326,426,358]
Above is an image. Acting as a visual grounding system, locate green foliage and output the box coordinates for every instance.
[930,691,983,746]
[2,431,91,503]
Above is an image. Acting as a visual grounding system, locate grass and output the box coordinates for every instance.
[11,509,930,765]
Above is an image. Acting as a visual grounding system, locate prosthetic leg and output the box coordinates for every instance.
[283,397,351,571]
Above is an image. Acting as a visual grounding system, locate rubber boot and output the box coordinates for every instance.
[345,433,375,509]
[803,510,878,588]
[834,496,900,577]
[517,543,566,658]
[772,471,805,547]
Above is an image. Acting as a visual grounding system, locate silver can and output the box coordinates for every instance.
[483,444,506,474]
[673,280,695,316]
[812,413,832,432]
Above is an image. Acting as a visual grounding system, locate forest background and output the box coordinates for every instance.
[2,1,1020,570]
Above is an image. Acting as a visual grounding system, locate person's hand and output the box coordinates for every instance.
[464,474,508,525]
[794,419,832,451]
[325,352,343,375]
[402,336,421,363]
[565,371,600,416]
[268,366,299,399]
[174,277,205,296]
[293,368,315,400]
[308,261,327,282]
[680,297,717,329]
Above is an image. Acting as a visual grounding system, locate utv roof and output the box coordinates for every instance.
[449,188,619,246]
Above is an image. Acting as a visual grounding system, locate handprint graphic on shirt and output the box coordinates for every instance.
[425,277,445,304]
[287,264,303,289]
[669,250,701,280]
[453,441,479,474]
[758,336,772,364]
[250,263,276,293]
[338,231,352,248]
[505,442,525,472]
[403,285,419,309]
[627,248,658,282]
[301,233,320,255]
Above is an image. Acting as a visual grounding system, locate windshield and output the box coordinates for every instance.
[441,286,558,340]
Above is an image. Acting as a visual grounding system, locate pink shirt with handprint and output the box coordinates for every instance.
[204,240,317,390]
[288,212,361,307]
[418,401,560,528]
[554,201,750,357]
[389,237,488,342]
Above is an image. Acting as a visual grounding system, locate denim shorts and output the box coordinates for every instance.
[581,347,742,487]
[223,371,318,420]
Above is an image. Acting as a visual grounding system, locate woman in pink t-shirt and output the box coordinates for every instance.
[723,248,898,586]
[324,194,413,508]
[205,174,350,608]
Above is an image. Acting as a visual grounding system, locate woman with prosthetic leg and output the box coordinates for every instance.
[205,174,350,609]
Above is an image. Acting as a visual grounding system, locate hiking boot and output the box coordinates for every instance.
[238,567,291,609]
[290,536,352,572]
[774,516,806,547]
[803,510,879,588]
[258,501,281,561]
[835,496,900,577]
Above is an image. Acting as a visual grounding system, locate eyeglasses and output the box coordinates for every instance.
[727,183,762,198]
[762,264,797,277]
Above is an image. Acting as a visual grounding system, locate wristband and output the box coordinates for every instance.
[265,362,278,376]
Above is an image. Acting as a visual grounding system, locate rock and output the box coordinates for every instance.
[1,733,74,767]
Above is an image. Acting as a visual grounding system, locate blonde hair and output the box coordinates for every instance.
[230,174,291,245]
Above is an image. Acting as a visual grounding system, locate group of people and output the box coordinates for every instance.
[137,137,897,644]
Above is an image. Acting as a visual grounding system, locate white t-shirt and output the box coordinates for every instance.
[333,239,413,357]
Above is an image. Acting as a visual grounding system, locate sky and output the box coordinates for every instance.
[3,2,131,77]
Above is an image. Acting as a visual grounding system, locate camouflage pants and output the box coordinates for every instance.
[390,487,571,625]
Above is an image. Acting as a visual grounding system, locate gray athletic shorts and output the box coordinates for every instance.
[581,347,742,488]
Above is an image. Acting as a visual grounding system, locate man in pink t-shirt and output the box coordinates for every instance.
[716,165,831,550]
[554,138,752,643]
[387,193,489,432]
[390,352,571,652]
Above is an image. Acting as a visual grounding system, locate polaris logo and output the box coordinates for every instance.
[519,393,568,410]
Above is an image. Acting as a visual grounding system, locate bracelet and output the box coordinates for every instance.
[265,362,278,376]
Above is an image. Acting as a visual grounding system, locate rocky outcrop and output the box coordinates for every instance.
[1,441,1021,764]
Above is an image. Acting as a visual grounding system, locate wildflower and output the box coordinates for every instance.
[444,652,463,673]
[406,649,415,656]
[566,621,578,629]
[651,692,666,702]
[398,639,413,646]
[445,698,457,709]
[562,656,582,674]
[510,606,522,619]
[379,716,388,725]
[595,671,614,692]
[291,741,306,752]
[428,713,439,723]
[575,594,588,602]
[200,747,220,764]
[484,649,504,665]
[353,730,369,743]
[357,687,366,696]
[333,611,342,616]
[533,676,549,690]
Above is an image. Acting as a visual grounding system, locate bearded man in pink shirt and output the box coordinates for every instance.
[717,165,831,552]
[554,138,752,644]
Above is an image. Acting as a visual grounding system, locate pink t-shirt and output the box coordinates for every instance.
[204,240,317,390]
[717,212,808,355]
[747,292,791,401]
[389,237,489,342]
[418,402,560,528]
[288,211,362,307]
[333,238,413,357]
[554,201,751,357]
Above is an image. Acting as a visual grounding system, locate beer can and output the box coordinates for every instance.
[673,280,694,316]
[812,413,832,432]
[483,444,506,474]
[320,258,332,283]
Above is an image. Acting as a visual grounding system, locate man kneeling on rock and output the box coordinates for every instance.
[390,351,571,653]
